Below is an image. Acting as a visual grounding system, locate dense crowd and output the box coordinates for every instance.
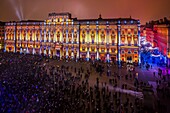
[0,52,144,113]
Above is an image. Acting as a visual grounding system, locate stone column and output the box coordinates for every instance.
[96,25,99,60]
[117,22,121,66]
[4,29,7,52]
[138,23,141,64]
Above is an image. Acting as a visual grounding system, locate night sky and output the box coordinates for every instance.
[0,0,170,24]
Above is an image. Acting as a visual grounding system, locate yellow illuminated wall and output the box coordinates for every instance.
[4,13,140,62]
[89,25,97,44]
[99,25,106,44]
[109,25,117,44]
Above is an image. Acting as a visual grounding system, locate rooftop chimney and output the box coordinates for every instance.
[160,19,163,23]
[98,14,102,19]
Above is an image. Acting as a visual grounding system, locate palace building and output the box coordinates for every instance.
[4,12,140,63]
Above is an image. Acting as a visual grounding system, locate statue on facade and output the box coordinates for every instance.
[82,31,85,43]
[111,31,115,44]
[101,31,105,44]
[91,31,95,43]
[57,31,60,42]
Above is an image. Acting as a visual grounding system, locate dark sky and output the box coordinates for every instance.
[0,0,170,24]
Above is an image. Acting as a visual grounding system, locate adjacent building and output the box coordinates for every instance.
[4,12,140,63]
[144,17,170,66]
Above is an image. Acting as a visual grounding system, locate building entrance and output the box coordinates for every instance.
[127,56,133,63]
[111,56,116,63]
[56,50,60,57]
[82,55,86,60]
[91,55,95,60]
[101,56,105,62]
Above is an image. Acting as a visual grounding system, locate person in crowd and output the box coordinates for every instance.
[0,52,146,113]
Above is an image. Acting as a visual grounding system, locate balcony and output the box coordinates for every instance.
[16,40,21,43]
[90,51,96,54]
[134,44,138,46]
[100,42,105,45]
[80,42,86,44]
[35,41,40,44]
[5,40,15,44]
[111,43,115,46]
[101,50,105,52]
[90,42,97,45]
[22,40,28,43]
[68,41,72,44]
[81,49,86,52]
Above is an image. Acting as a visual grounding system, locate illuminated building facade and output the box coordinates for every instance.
[4,12,140,63]
[154,24,170,67]
[0,21,5,51]
[145,17,170,66]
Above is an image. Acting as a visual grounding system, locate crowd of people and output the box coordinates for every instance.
[140,51,170,112]
[0,52,145,113]
[154,68,170,112]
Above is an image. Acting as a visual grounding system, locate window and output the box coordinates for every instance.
[82,46,85,51]
[68,31,72,38]
[121,31,124,35]
[63,38,66,43]
[101,48,105,52]
[74,32,77,38]
[64,18,66,22]
[91,47,95,51]
[74,38,77,43]
[134,51,138,54]
[82,38,85,43]
[92,40,94,44]
[63,31,66,38]
[101,31,105,44]
[112,49,115,53]
[91,31,95,39]
[112,40,115,45]
[69,38,71,43]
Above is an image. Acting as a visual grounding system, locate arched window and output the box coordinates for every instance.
[91,31,95,44]
[101,31,105,44]
[111,31,115,44]
[82,31,85,43]
[56,31,60,42]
